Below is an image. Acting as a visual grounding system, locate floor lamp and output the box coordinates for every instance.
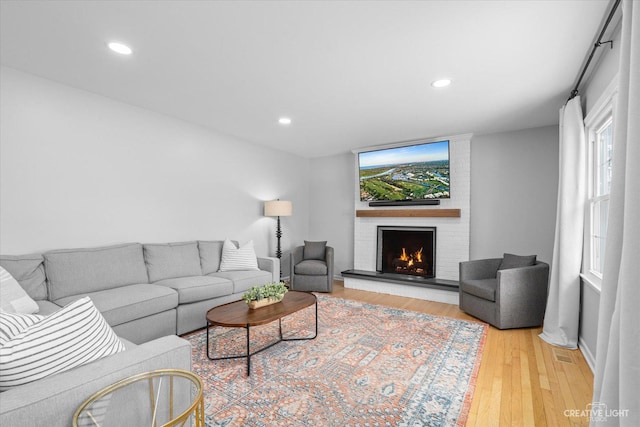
[264,200,292,278]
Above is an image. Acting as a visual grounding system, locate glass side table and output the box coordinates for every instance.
[73,369,204,427]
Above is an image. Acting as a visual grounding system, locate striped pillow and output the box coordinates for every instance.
[218,239,259,271]
[0,311,43,346]
[0,297,125,390]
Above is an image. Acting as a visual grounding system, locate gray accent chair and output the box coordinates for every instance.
[289,243,334,292]
[459,256,550,329]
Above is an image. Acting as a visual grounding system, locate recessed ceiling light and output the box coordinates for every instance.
[278,117,292,125]
[108,42,132,55]
[431,79,452,88]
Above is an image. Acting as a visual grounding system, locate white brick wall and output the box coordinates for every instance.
[352,134,471,281]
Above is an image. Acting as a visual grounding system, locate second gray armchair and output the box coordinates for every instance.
[459,253,550,330]
[289,241,334,292]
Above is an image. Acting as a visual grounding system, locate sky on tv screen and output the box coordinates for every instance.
[359,140,449,168]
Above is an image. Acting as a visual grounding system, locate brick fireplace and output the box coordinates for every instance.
[344,134,471,305]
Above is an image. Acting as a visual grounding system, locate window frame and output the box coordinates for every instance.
[582,78,617,289]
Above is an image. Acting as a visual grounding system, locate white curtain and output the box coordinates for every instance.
[592,1,640,425]
[539,96,586,349]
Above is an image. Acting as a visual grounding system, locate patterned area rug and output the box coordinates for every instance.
[185,295,487,427]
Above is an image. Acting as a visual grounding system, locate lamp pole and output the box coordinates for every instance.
[264,199,293,279]
[275,215,283,259]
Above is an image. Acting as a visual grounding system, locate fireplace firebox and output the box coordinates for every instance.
[376,226,436,278]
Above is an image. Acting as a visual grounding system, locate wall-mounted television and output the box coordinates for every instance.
[358,140,450,202]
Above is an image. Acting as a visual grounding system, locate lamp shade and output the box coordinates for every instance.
[264,200,292,217]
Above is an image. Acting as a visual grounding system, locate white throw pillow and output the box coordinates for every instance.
[0,266,39,314]
[218,239,259,271]
[0,297,125,390]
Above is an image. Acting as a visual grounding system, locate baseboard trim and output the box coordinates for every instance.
[578,336,596,373]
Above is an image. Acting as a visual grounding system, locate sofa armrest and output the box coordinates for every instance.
[495,262,550,328]
[496,262,550,296]
[257,256,280,283]
[325,246,335,276]
[289,246,304,279]
[0,335,191,427]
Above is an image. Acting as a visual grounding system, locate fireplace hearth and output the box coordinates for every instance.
[377,226,436,278]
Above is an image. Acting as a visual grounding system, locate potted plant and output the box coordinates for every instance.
[242,282,288,309]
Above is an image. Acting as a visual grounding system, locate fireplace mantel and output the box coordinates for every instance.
[356,209,461,218]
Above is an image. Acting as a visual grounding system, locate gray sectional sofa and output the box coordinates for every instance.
[0,240,278,426]
[1,240,279,343]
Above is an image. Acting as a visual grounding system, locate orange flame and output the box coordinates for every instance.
[415,247,423,262]
[399,247,424,265]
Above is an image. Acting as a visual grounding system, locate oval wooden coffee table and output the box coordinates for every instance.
[206,291,317,375]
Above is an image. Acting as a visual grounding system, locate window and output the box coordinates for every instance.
[583,81,616,284]
[589,117,613,276]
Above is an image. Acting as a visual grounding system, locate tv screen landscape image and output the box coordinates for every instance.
[358,140,450,201]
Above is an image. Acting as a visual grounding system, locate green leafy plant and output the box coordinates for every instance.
[242,282,288,304]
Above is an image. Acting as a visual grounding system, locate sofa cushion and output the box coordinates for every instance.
[44,243,149,301]
[209,270,272,294]
[499,253,537,270]
[143,242,202,283]
[35,300,62,316]
[0,267,39,314]
[0,254,47,301]
[198,240,225,275]
[294,259,328,275]
[303,241,327,260]
[154,276,233,304]
[219,239,259,271]
[54,284,178,327]
[0,297,125,391]
[460,278,497,302]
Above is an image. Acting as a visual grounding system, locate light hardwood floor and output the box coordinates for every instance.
[329,281,594,426]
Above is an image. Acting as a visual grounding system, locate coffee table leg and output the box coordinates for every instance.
[314,299,318,337]
[281,298,318,341]
[246,324,250,376]
[206,320,211,358]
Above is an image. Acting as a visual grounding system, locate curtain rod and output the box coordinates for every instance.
[568,0,621,101]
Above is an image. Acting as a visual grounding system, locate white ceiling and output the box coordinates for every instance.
[0,0,610,158]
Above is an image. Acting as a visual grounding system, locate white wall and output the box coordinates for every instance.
[308,152,355,276]
[0,67,310,261]
[470,125,559,264]
[582,23,622,115]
